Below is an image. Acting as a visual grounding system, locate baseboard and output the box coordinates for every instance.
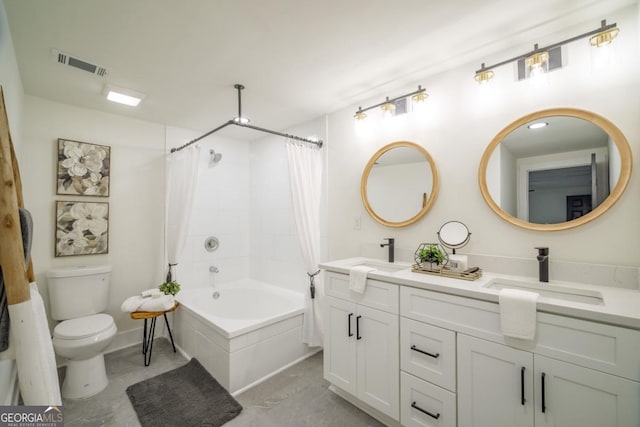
[105,327,143,354]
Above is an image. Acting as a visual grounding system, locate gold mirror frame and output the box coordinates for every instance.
[361,141,440,227]
[479,108,632,231]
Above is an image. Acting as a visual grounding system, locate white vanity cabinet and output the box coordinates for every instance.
[457,334,640,427]
[321,261,640,427]
[323,271,400,420]
[402,286,640,427]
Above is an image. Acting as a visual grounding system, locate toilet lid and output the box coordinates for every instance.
[54,313,114,339]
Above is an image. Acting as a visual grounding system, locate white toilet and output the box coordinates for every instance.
[46,265,117,399]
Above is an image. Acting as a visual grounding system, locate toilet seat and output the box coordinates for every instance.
[54,313,115,339]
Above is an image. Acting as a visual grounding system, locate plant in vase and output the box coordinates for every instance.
[159,280,180,295]
[418,244,445,270]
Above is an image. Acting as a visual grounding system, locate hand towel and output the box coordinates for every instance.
[141,288,163,298]
[29,282,61,405]
[349,266,376,294]
[499,288,539,340]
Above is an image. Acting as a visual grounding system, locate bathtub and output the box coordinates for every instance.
[173,279,316,394]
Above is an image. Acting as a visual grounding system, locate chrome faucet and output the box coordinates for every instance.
[209,266,219,273]
[535,247,549,282]
[380,238,395,263]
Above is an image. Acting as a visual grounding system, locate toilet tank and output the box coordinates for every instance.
[46,265,112,320]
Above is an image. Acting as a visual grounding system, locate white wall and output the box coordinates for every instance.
[328,4,639,268]
[249,116,328,294]
[21,96,166,337]
[174,132,251,288]
[0,0,23,157]
[177,115,328,298]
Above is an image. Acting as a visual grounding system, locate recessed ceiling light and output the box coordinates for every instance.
[528,122,548,129]
[104,85,145,107]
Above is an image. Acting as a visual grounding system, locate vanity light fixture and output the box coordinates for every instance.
[589,26,619,47]
[474,65,494,84]
[352,85,428,121]
[380,97,396,117]
[354,107,368,120]
[524,48,549,78]
[473,19,618,84]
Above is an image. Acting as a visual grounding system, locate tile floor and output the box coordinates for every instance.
[60,339,384,427]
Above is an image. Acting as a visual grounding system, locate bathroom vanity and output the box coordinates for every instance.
[320,258,640,427]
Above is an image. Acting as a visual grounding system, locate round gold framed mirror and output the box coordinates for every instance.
[361,141,439,227]
[479,108,632,231]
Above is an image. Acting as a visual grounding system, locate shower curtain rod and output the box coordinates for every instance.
[170,84,323,153]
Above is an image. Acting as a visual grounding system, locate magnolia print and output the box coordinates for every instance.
[55,201,109,257]
[57,139,110,196]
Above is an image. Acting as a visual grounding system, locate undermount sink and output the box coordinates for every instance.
[484,278,604,306]
[352,260,409,273]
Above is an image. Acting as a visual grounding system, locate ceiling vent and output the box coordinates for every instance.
[51,49,109,77]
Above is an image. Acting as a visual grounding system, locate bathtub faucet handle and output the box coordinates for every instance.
[209,266,219,273]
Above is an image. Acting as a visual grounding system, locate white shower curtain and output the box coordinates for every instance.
[166,145,200,281]
[286,140,323,348]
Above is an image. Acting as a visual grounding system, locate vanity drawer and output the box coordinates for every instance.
[400,371,456,427]
[401,285,640,381]
[401,317,456,392]
[325,271,398,314]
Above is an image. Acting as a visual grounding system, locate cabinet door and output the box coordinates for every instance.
[534,355,640,427]
[356,304,399,420]
[458,334,534,427]
[324,296,357,395]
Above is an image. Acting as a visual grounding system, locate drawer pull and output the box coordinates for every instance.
[411,401,440,420]
[411,345,440,359]
[356,315,362,340]
[520,366,525,405]
[541,372,546,413]
[348,313,353,337]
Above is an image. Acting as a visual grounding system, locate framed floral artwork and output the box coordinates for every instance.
[57,139,110,196]
[55,201,109,257]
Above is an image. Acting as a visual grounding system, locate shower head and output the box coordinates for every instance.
[209,148,222,166]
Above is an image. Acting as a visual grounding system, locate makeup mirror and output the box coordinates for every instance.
[479,108,632,231]
[361,141,439,227]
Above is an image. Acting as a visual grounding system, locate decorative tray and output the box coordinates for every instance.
[411,264,482,281]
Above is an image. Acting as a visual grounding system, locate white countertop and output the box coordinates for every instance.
[319,257,640,330]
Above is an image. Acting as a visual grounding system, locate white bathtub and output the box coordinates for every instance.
[173,279,316,394]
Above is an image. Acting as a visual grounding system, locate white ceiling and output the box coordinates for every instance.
[4,0,635,139]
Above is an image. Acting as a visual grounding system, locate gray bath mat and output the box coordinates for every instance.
[126,358,242,427]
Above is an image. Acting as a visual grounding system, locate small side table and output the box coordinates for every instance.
[130,302,179,366]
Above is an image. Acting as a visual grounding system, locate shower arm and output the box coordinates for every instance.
[170,84,323,153]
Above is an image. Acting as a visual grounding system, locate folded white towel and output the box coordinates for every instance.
[121,295,175,313]
[121,296,146,313]
[499,288,539,340]
[139,295,175,312]
[349,266,376,294]
[141,288,163,298]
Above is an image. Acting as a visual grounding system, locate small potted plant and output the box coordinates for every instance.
[416,244,445,271]
[159,280,180,296]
